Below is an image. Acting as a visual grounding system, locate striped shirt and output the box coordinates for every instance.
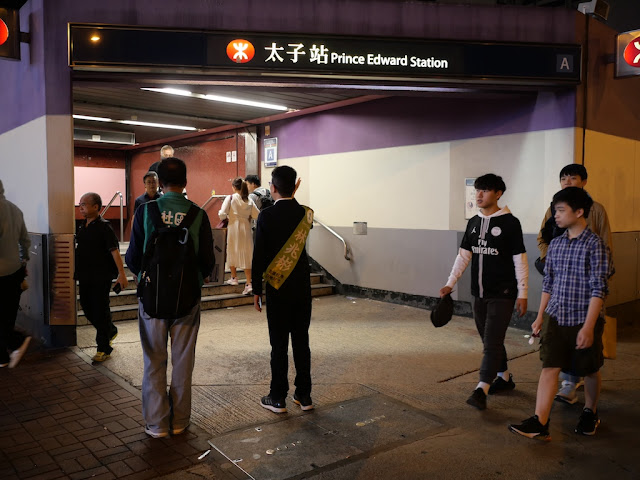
[543,227,612,326]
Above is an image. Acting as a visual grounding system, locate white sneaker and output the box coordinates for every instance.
[555,380,578,404]
[242,284,253,295]
[226,277,239,286]
[9,336,31,368]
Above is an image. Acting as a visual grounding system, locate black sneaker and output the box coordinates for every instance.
[575,408,600,435]
[466,388,487,410]
[488,374,516,395]
[292,393,314,411]
[260,395,287,414]
[508,415,550,440]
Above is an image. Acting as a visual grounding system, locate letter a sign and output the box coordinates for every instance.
[616,29,640,78]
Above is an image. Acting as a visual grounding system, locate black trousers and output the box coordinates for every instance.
[473,297,516,384]
[78,277,117,354]
[266,293,312,399]
[0,266,27,364]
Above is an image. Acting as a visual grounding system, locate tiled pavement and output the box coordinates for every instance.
[0,348,213,480]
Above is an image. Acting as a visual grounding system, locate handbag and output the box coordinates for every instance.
[215,196,231,228]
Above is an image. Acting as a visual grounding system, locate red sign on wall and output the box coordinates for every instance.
[623,37,640,67]
[0,8,20,60]
[616,29,640,78]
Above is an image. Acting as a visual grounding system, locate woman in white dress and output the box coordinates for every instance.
[219,177,260,295]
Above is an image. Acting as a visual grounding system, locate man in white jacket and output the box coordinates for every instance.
[440,173,528,410]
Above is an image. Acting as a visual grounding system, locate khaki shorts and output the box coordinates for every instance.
[539,313,604,376]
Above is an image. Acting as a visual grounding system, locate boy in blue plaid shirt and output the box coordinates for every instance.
[509,187,613,440]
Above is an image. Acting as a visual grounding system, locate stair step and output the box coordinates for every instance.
[77,282,335,324]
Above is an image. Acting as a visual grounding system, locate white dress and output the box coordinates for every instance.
[219,193,259,269]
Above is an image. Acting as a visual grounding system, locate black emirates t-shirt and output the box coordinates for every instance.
[460,212,525,299]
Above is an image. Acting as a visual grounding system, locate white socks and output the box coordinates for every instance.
[476,382,490,395]
[497,371,510,380]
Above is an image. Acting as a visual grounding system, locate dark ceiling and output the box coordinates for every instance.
[72,83,368,146]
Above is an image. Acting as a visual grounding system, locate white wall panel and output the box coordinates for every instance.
[303,142,450,230]
[449,128,574,234]
[0,117,50,233]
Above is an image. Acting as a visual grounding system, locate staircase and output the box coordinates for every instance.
[77,244,336,325]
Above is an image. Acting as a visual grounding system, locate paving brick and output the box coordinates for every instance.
[54,434,77,448]
[98,434,123,449]
[77,418,98,429]
[154,457,192,475]
[52,409,84,421]
[38,438,62,451]
[119,469,158,480]
[82,438,106,453]
[60,421,83,433]
[52,447,90,462]
[37,416,59,429]
[117,431,148,444]
[76,426,109,442]
[11,456,36,473]
[69,466,110,480]
[103,421,126,434]
[13,431,35,445]
[106,460,134,477]
[123,456,151,473]
[76,453,100,470]
[29,452,55,467]
[118,418,140,430]
[20,464,64,479]
[99,449,135,465]
[4,443,44,459]
[93,445,129,460]
[58,458,83,474]
[171,442,199,457]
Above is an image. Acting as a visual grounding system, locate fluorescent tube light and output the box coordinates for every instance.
[141,87,288,111]
[121,120,197,131]
[73,114,112,122]
[73,114,197,131]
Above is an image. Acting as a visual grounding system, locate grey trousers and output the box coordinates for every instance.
[138,300,201,433]
[473,297,516,384]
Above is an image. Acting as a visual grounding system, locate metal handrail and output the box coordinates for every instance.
[201,194,228,211]
[313,216,351,261]
[100,191,124,240]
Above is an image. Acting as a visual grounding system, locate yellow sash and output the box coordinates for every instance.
[263,206,314,290]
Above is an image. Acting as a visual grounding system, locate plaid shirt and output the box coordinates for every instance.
[543,227,612,326]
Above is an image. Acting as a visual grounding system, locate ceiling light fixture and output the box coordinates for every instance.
[73,114,112,122]
[73,114,197,131]
[141,87,289,111]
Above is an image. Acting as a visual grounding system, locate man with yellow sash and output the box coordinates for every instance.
[252,166,314,413]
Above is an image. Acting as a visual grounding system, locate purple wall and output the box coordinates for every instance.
[0,0,46,135]
[0,0,578,135]
[268,92,576,159]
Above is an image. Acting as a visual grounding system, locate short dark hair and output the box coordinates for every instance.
[559,164,588,181]
[157,157,187,187]
[83,192,102,209]
[271,165,296,198]
[143,171,158,183]
[474,173,506,194]
[245,175,260,187]
[552,186,594,218]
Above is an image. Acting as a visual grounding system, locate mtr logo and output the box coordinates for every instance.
[226,39,255,64]
[0,19,8,46]
[624,36,640,67]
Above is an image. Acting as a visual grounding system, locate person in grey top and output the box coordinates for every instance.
[0,179,32,368]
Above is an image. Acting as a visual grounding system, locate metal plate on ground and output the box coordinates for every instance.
[209,394,448,480]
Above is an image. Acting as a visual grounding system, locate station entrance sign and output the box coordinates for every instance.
[69,24,581,86]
